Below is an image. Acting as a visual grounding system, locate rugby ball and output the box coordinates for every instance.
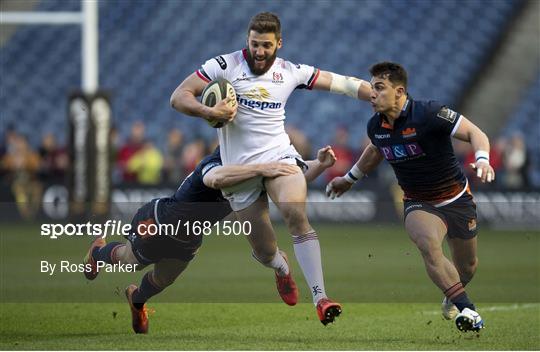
[201,79,236,128]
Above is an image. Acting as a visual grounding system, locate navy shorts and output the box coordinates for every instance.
[403,192,478,239]
[127,199,202,265]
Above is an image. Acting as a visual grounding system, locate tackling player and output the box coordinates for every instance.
[170,12,372,324]
[326,62,493,332]
[83,146,336,333]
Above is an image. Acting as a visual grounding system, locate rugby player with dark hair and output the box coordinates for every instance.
[171,11,373,325]
[326,62,494,332]
[83,146,336,334]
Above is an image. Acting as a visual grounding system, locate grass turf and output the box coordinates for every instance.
[1,223,539,349]
[1,303,538,350]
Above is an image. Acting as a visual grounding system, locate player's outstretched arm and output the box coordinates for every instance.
[203,163,300,190]
[313,70,372,101]
[452,116,495,183]
[170,73,236,124]
[303,146,337,182]
[326,143,383,199]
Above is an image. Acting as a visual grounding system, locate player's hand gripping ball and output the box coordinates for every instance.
[201,79,237,128]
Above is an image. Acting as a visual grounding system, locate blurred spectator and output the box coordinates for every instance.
[126,141,164,185]
[181,139,206,174]
[117,121,146,183]
[1,134,42,219]
[207,136,219,155]
[462,137,504,187]
[38,133,68,183]
[109,126,123,185]
[286,125,312,160]
[162,128,185,184]
[0,124,18,177]
[502,133,529,188]
[325,126,356,182]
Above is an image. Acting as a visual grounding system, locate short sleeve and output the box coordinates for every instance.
[197,55,230,82]
[200,149,223,177]
[201,161,222,178]
[425,101,463,136]
[290,62,320,90]
[366,116,376,144]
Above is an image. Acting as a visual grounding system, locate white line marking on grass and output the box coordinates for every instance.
[422,303,540,315]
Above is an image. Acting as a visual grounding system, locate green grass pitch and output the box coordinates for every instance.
[1,223,539,350]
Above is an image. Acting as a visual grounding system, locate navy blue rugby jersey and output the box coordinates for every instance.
[155,147,232,231]
[367,98,467,203]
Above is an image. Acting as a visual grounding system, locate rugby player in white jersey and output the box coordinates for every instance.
[170,12,371,325]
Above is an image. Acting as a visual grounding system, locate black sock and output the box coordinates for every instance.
[92,242,123,264]
[451,291,476,312]
[132,272,164,309]
[444,282,475,312]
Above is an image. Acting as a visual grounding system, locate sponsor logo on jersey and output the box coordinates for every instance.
[214,56,227,70]
[375,133,391,139]
[237,86,282,110]
[272,72,284,84]
[437,107,458,123]
[235,72,249,82]
[237,96,282,110]
[244,86,271,100]
[402,127,417,138]
[379,142,424,161]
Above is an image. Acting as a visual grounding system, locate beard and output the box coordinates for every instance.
[246,48,278,75]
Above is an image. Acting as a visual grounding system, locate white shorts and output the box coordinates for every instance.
[221,145,305,211]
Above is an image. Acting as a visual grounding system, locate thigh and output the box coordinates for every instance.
[265,168,305,204]
[153,258,190,283]
[441,196,478,240]
[405,210,447,249]
[447,236,477,264]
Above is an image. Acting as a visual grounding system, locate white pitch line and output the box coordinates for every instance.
[422,303,540,315]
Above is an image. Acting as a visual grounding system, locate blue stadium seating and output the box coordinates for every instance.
[1,0,523,152]
[505,72,540,187]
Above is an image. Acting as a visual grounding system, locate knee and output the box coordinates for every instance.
[412,236,442,263]
[253,246,277,264]
[116,245,139,266]
[280,206,309,234]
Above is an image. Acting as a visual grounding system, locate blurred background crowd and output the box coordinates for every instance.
[0,118,534,190]
[1,0,538,209]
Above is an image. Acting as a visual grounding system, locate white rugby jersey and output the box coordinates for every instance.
[196,49,320,165]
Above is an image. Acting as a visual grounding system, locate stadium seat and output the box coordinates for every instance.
[1,0,524,151]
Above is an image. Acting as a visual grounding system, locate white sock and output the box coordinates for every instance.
[292,231,327,304]
[252,249,289,276]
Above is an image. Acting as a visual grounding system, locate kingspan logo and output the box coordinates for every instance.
[237,86,282,111]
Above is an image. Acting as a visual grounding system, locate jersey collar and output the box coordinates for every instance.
[379,96,411,130]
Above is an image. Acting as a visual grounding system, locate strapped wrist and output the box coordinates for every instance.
[475,150,490,163]
[344,165,364,184]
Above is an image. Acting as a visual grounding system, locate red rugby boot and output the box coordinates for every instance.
[125,284,149,334]
[316,298,342,325]
[275,250,298,306]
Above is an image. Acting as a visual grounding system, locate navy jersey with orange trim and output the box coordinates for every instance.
[367,98,466,202]
[156,147,232,229]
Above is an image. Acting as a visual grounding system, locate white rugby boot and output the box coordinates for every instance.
[441,296,459,320]
[455,307,484,332]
